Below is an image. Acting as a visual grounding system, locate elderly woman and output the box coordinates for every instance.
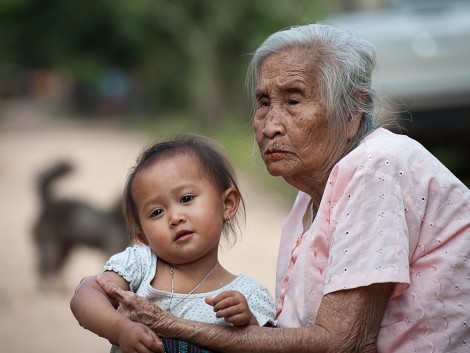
[95,23,470,352]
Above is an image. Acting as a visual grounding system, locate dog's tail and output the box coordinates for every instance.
[38,161,73,206]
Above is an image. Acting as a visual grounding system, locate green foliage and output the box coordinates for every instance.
[0,0,330,196]
[0,0,333,121]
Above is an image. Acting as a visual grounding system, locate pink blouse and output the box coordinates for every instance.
[275,128,470,352]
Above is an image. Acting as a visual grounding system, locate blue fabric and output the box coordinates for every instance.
[161,338,215,353]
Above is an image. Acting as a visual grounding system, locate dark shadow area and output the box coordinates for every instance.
[397,104,470,184]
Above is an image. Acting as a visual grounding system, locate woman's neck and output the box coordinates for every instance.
[284,175,326,209]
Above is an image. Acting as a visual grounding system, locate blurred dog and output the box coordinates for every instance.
[32,161,130,289]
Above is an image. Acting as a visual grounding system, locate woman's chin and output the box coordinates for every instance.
[267,167,289,178]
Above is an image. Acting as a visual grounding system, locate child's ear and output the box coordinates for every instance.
[222,187,240,220]
[136,231,149,245]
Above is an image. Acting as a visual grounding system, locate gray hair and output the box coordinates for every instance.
[248,23,385,178]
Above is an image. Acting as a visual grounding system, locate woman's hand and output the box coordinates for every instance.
[205,290,257,326]
[96,274,170,333]
[71,273,165,352]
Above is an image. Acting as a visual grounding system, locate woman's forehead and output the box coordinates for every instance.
[262,48,308,70]
[257,49,321,94]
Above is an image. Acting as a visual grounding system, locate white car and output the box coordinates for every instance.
[327,0,470,144]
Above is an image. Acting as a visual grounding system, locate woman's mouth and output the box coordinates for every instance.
[265,149,288,161]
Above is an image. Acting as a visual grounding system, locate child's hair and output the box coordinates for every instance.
[123,133,245,247]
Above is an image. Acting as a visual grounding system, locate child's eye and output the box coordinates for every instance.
[150,208,163,218]
[180,195,194,203]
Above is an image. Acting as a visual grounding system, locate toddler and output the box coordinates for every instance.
[70,134,275,353]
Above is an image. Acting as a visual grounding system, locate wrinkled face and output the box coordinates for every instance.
[131,154,229,265]
[253,48,330,195]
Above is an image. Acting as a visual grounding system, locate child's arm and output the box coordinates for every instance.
[205,291,259,326]
[70,271,163,353]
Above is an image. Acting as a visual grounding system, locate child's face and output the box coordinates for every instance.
[131,153,233,265]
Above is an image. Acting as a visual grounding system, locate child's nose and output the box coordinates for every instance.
[169,211,186,227]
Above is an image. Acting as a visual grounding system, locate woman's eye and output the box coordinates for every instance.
[260,100,269,107]
[256,96,270,108]
[288,98,300,105]
[181,195,194,203]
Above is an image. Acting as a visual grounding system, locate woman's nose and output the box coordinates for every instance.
[262,107,285,138]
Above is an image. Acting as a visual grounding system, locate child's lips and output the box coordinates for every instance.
[174,230,194,242]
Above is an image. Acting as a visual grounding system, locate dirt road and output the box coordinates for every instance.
[0,101,289,353]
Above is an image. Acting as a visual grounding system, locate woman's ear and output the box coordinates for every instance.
[347,111,362,140]
[347,89,365,140]
[222,187,240,220]
[136,231,149,245]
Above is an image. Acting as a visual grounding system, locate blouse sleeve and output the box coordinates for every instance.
[322,151,411,297]
[104,245,153,293]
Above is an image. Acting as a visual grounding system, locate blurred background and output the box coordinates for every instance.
[0,0,469,352]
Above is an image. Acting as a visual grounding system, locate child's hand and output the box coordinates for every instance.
[117,319,163,353]
[205,290,258,326]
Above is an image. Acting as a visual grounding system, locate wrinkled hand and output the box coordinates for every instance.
[205,290,255,326]
[96,274,170,334]
[116,320,163,353]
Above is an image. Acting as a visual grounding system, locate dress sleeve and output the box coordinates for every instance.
[241,276,277,326]
[104,245,153,293]
[322,153,411,297]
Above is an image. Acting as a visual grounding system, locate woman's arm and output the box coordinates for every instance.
[97,274,392,353]
[71,272,163,352]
